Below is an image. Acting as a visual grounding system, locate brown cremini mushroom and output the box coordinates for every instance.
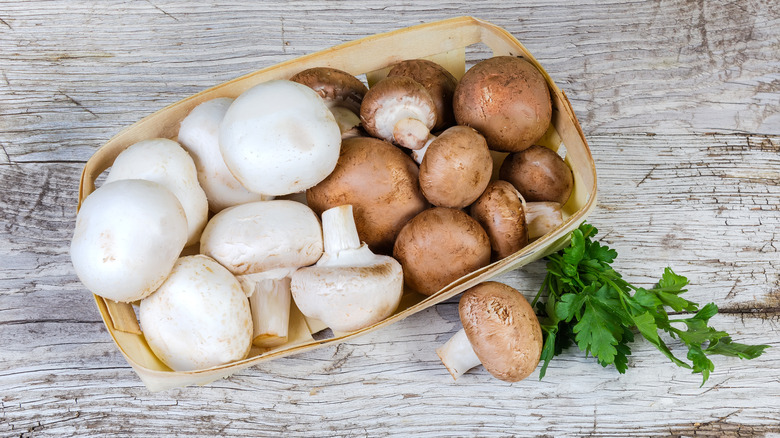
[387,59,458,130]
[499,144,574,205]
[393,207,491,296]
[417,126,493,209]
[306,136,429,254]
[436,281,543,382]
[470,180,528,260]
[290,67,368,138]
[453,56,552,152]
[526,201,564,239]
[360,76,437,150]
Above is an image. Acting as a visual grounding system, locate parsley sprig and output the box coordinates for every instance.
[533,222,769,384]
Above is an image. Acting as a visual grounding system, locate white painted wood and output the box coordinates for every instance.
[1,1,778,436]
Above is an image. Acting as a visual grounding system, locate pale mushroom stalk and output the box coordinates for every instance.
[411,135,435,164]
[526,201,564,240]
[436,328,482,379]
[200,200,324,349]
[291,205,404,332]
[239,275,293,347]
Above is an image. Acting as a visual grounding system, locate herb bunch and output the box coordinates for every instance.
[533,222,769,383]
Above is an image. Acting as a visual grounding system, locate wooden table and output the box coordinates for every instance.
[2,2,778,436]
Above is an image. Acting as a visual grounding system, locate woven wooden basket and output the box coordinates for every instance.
[78,16,597,391]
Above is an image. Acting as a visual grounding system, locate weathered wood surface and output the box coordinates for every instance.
[1,1,779,437]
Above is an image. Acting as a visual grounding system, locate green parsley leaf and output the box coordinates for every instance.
[535,222,770,384]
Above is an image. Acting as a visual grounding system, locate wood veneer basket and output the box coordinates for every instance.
[78,16,597,391]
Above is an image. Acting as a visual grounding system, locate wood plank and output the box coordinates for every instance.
[1,309,777,436]
[1,0,779,162]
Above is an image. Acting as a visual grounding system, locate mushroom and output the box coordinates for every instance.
[526,201,564,239]
[200,200,323,347]
[393,207,491,296]
[453,56,552,152]
[499,144,574,205]
[436,281,543,382]
[306,136,429,254]
[178,97,269,213]
[359,76,437,150]
[290,67,368,138]
[70,179,188,303]
[417,125,493,209]
[219,80,341,196]
[140,255,253,371]
[105,138,208,247]
[386,59,458,130]
[290,205,404,332]
[470,180,528,260]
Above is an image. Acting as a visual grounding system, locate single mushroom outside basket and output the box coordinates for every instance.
[75,17,597,391]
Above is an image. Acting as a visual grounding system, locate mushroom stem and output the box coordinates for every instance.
[526,202,564,240]
[393,117,431,150]
[322,205,361,254]
[329,106,362,139]
[411,135,436,164]
[436,328,482,380]
[241,276,291,348]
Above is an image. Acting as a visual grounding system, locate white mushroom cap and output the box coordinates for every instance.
[178,97,269,212]
[105,138,208,247]
[140,255,253,371]
[291,205,403,332]
[219,80,341,196]
[200,200,323,278]
[70,179,188,302]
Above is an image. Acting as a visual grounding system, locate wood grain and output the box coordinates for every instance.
[1,0,779,436]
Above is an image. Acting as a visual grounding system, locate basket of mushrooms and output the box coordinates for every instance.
[72,16,597,391]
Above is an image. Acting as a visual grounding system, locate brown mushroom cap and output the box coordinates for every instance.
[470,180,528,260]
[387,59,458,130]
[290,67,368,114]
[360,76,437,150]
[393,207,491,296]
[306,137,429,254]
[459,281,543,382]
[419,126,493,209]
[499,144,574,205]
[453,56,552,153]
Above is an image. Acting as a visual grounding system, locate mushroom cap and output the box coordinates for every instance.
[387,59,458,130]
[499,144,574,205]
[359,76,436,147]
[306,137,429,254]
[178,97,268,213]
[140,255,253,372]
[419,125,493,208]
[470,180,528,260]
[290,67,368,114]
[70,179,188,302]
[393,207,491,296]
[453,56,552,153]
[219,80,341,196]
[200,200,323,277]
[291,253,403,332]
[105,138,208,247]
[459,281,543,382]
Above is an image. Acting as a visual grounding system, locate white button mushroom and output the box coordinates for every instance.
[177,97,269,213]
[218,80,342,196]
[140,255,253,372]
[105,138,208,247]
[199,200,323,348]
[290,205,404,333]
[70,179,188,302]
